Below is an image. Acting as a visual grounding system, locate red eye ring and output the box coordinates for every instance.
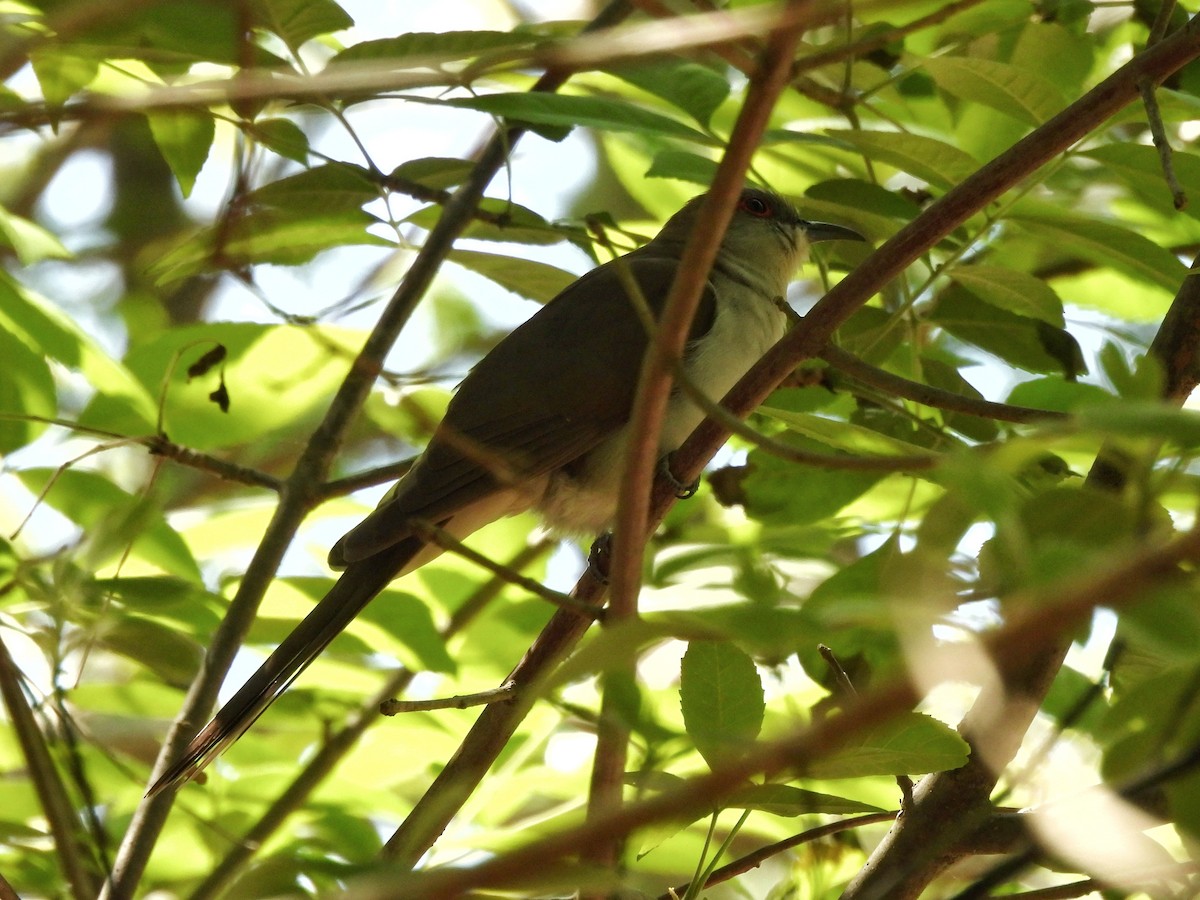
[739,196,772,217]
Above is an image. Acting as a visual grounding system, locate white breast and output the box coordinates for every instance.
[536,275,788,536]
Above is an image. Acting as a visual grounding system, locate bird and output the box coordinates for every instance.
[149,187,863,794]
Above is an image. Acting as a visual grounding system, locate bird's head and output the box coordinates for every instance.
[655,187,863,295]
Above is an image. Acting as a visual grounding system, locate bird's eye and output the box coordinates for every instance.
[739,196,772,218]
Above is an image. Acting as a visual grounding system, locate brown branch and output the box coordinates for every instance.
[381,685,516,715]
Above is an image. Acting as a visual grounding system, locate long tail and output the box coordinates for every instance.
[148,538,423,795]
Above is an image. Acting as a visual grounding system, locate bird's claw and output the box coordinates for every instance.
[659,453,699,499]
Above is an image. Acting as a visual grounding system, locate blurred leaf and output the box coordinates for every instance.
[679,641,765,769]
[1074,402,1200,448]
[250,0,353,49]
[101,615,203,687]
[0,207,70,264]
[1010,208,1188,292]
[15,470,200,578]
[390,157,474,190]
[79,322,361,450]
[331,30,538,66]
[920,359,1000,442]
[824,129,980,189]
[28,48,98,105]
[0,280,155,427]
[1006,377,1115,412]
[1082,144,1200,219]
[0,328,55,452]
[645,149,718,185]
[609,59,730,126]
[741,438,886,527]
[408,198,570,245]
[440,93,717,145]
[727,783,884,816]
[810,712,969,778]
[921,55,1066,125]
[146,109,214,197]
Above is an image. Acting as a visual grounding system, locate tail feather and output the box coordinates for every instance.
[148,539,422,795]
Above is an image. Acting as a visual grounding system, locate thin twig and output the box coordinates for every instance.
[407,519,601,620]
[660,810,899,899]
[819,345,1066,424]
[381,685,516,715]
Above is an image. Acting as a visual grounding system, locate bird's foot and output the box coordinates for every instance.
[659,452,699,499]
[587,532,612,585]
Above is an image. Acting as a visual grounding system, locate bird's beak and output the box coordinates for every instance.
[802,221,866,243]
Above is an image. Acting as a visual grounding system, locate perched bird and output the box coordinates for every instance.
[150,187,862,793]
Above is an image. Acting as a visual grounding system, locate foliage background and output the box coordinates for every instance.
[2,0,1200,897]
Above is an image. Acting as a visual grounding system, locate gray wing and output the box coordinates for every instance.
[329,252,716,567]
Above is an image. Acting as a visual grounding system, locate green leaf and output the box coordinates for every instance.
[1009,209,1188,292]
[948,265,1064,326]
[931,287,1086,377]
[824,129,980,190]
[679,641,765,769]
[390,157,474,191]
[146,109,215,197]
[727,784,884,816]
[332,31,539,66]
[809,712,969,778]
[921,55,1066,126]
[645,149,718,185]
[29,48,98,105]
[439,93,717,145]
[250,117,311,163]
[407,198,570,246]
[610,59,730,127]
[250,0,353,49]
[0,328,55,452]
[251,162,380,214]
[449,249,577,303]
[152,210,389,281]
[286,579,455,674]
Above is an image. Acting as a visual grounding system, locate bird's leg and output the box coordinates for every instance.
[658,452,699,499]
